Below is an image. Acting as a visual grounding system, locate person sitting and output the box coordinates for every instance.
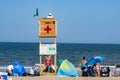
[6,65,13,76]
[43,55,52,72]
[30,66,34,76]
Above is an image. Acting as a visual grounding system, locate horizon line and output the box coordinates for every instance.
[0,41,120,45]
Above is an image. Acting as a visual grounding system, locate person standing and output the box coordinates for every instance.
[95,62,100,77]
[78,56,87,69]
[78,56,88,76]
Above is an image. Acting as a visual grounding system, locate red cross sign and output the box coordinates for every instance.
[44,26,52,33]
[39,18,56,37]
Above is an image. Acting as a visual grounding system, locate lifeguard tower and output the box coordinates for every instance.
[38,13,57,76]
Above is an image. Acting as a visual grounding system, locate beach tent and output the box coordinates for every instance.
[12,61,26,76]
[57,59,78,77]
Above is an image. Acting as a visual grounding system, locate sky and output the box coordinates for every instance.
[0,0,120,44]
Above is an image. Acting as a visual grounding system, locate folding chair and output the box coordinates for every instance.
[115,64,120,77]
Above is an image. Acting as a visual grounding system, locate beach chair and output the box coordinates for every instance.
[115,64,120,77]
[100,66,110,77]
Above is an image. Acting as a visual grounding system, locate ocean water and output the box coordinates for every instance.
[0,42,120,67]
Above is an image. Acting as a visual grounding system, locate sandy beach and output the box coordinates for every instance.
[8,76,120,80]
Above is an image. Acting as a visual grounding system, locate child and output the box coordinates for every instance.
[95,63,100,77]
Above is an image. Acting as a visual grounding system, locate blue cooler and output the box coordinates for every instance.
[1,73,7,80]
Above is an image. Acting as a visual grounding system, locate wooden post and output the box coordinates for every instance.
[54,37,56,44]
[39,38,41,75]
[54,55,57,72]
[40,38,42,44]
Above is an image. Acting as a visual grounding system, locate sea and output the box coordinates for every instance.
[0,42,120,67]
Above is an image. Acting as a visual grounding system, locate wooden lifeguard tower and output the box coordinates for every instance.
[38,13,57,76]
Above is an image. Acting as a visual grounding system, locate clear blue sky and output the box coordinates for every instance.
[0,0,120,44]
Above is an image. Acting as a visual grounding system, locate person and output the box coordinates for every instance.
[6,65,13,76]
[30,64,40,76]
[92,63,97,77]
[78,56,87,76]
[82,67,88,77]
[43,55,52,72]
[30,66,35,76]
[95,62,101,77]
[34,64,40,76]
[78,56,87,70]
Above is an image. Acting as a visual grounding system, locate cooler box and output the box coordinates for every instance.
[0,72,7,80]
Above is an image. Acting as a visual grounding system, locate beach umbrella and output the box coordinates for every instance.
[85,56,105,66]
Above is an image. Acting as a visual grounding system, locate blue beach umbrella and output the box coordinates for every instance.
[85,56,105,65]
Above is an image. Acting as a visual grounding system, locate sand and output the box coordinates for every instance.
[8,76,120,80]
